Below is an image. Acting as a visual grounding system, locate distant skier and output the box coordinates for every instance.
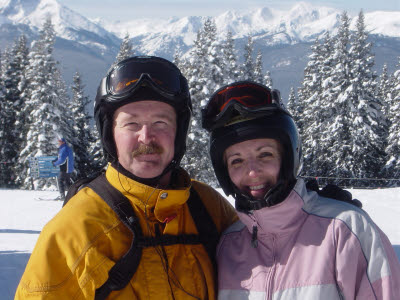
[52,137,74,200]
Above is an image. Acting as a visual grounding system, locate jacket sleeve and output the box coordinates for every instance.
[334,216,400,299]
[53,147,68,167]
[14,216,84,299]
[14,189,121,299]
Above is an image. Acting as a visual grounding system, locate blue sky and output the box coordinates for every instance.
[59,0,400,22]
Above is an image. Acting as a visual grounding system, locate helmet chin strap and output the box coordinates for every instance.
[234,179,292,213]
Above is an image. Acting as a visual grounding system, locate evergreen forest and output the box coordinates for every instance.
[0,11,399,189]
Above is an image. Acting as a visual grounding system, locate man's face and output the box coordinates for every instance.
[113,100,177,181]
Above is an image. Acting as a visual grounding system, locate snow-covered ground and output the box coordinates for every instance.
[1,187,399,299]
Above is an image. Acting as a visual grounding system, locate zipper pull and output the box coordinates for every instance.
[251,225,258,248]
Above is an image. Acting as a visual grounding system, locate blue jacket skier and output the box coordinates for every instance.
[53,137,74,200]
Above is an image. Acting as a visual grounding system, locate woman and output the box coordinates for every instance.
[202,81,400,299]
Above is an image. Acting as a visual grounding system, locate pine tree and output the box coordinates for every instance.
[222,30,239,83]
[54,67,74,141]
[240,36,255,81]
[286,87,298,120]
[294,87,306,134]
[385,58,400,181]
[377,64,393,116]
[299,34,334,179]
[69,72,104,178]
[254,50,264,83]
[173,47,183,68]
[19,17,63,189]
[0,35,29,187]
[180,18,219,185]
[347,11,386,185]
[89,127,106,175]
[0,48,15,187]
[264,71,273,88]
[115,32,134,65]
[206,19,225,90]
[319,11,354,185]
[0,50,7,187]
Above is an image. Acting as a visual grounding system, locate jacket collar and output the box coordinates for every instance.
[105,164,192,223]
[237,179,308,236]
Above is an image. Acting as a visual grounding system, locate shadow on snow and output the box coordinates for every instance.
[0,229,41,234]
[0,251,31,299]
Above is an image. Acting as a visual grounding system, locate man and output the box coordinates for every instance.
[52,137,74,200]
[15,56,237,299]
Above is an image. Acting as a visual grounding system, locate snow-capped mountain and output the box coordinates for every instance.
[0,0,399,100]
[98,2,400,54]
[0,0,121,99]
[0,0,118,52]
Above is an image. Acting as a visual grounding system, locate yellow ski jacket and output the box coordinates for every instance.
[15,165,237,299]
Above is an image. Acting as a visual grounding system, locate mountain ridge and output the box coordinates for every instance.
[1,0,399,101]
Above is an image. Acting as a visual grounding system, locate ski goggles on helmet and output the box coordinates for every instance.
[202,81,287,131]
[98,56,188,102]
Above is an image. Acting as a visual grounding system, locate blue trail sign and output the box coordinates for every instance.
[28,156,59,178]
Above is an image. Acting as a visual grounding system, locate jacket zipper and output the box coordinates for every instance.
[266,234,277,300]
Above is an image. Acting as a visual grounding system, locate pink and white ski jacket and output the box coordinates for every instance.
[217,179,400,300]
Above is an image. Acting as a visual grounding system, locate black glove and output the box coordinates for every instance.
[306,179,362,208]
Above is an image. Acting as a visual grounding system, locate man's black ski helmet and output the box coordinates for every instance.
[202,81,302,208]
[94,56,192,169]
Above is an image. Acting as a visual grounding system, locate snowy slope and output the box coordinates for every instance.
[0,187,399,299]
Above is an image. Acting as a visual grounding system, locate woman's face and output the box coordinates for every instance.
[225,138,282,200]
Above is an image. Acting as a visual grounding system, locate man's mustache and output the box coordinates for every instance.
[132,143,163,158]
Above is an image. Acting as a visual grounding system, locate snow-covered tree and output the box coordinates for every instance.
[0,50,7,187]
[346,10,386,184]
[254,50,264,83]
[240,36,255,81]
[69,72,105,178]
[377,64,393,116]
[299,34,335,178]
[0,49,15,187]
[253,50,273,87]
[286,87,298,119]
[206,19,225,90]
[115,32,134,65]
[385,59,400,181]
[222,30,239,83]
[54,67,74,141]
[173,47,183,68]
[0,35,29,187]
[19,17,64,189]
[316,11,354,185]
[180,18,219,185]
[299,11,387,187]
[264,71,273,88]
[294,86,306,134]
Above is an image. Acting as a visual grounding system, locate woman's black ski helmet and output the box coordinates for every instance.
[202,81,302,210]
